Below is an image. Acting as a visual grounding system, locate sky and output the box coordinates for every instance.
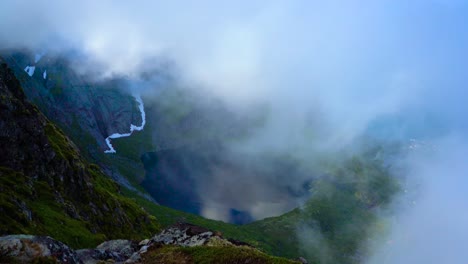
[1,1,468,262]
[1,1,467,134]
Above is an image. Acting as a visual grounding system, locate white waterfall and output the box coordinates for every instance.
[104,94,146,153]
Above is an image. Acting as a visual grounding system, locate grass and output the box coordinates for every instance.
[141,245,299,264]
[30,180,107,247]
[1,55,401,263]
[121,187,300,258]
[0,95,160,250]
[121,152,400,263]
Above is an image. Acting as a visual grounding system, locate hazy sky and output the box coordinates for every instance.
[2,1,468,262]
[1,1,467,140]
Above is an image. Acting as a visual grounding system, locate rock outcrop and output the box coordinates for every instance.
[0,235,81,263]
[125,223,250,263]
[0,224,298,264]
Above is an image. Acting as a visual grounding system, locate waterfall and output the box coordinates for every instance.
[104,94,146,153]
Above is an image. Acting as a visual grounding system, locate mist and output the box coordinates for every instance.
[366,136,468,264]
[2,0,468,262]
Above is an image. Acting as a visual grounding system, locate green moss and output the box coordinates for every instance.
[0,164,160,249]
[122,187,300,258]
[0,168,33,234]
[141,245,299,264]
[86,165,161,240]
[45,122,78,162]
[1,117,160,249]
[50,84,63,97]
[121,151,400,263]
[31,181,107,248]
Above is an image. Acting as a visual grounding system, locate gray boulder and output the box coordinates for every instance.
[0,235,81,263]
[151,222,214,247]
[96,239,138,259]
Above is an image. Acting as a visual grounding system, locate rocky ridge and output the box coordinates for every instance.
[0,223,301,264]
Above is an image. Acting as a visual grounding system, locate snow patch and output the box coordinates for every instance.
[104,94,146,153]
[34,52,45,63]
[24,66,35,77]
[43,70,47,79]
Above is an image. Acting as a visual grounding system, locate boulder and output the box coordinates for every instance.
[151,222,214,247]
[0,235,81,263]
[96,239,138,259]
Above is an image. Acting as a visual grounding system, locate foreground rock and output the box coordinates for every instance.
[0,235,81,263]
[125,223,242,263]
[0,223,299,263]
[76,239,138,264]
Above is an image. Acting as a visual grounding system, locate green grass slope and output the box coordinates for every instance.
[124,154,399,263]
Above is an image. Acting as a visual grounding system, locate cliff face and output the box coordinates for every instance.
[0,61,159,248]
[0,50,156,195]
[1,51,142,151]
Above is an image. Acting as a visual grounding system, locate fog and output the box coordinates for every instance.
[2,0,468,262]
[366,136,468,264]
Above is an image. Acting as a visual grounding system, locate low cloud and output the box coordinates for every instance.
[366,136,468,263]
[2,1,468,260]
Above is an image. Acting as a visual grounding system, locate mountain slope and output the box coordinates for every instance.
[0,61,302,263]
[0,52,401,263]
[0,61,160,248]
[0,50,155,197]
[125,153,400,263]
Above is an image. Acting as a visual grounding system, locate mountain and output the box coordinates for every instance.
[0,51,401,263]
[1,50,308,225]
[0,223,300,264]
[0,60,304,263]
[0,60,160,248]
[0,50,155,197]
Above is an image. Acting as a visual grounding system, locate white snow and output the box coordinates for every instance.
[24,66,35,77]
[43,70,47,79]
[34,52,45,63]
[104,94,146,153]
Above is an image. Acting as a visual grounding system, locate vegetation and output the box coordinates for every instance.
[123,152,400,263]
[141,245,299,264]
[0,56,401,263]
[0,61,160,249]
